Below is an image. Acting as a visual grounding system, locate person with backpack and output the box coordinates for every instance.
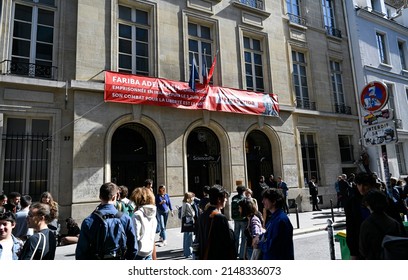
[231,185,247,259]
[75,182,138,260]
[116,185,135,217]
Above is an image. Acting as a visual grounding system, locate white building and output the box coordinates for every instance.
[345,0,408,180]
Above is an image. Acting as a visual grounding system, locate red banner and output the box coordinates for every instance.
[104,71,279,117]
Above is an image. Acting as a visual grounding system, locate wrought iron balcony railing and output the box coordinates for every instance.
[238,0,264,10]
[334,103,352,115]
[325,26,342,38]
[296,97,316,110]
[1,59,57,80]
[287,13,307,26]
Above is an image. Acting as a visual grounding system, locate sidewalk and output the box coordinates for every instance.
[54,208,346,260]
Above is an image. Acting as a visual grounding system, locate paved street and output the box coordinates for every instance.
[55,208,346,260]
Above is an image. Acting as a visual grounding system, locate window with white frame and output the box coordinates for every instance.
[322,0,338,36]
[292,51,311,109]
[243,36,264,92]
[286,0,300,16]
[188,21,213,83]
[398,40,407,71]
[118,5,150,75]
[338,135,354,163]
[330,60,345,108]
[300,133,319,185]
[11,0,56,79]
[2,117,51,200]
[376,32,389,64]
[386,83,396,114]
[396,143,407,175]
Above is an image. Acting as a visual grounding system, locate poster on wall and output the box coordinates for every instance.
[104,71,279,117]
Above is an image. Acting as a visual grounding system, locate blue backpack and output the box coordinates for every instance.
[91,210,127,259]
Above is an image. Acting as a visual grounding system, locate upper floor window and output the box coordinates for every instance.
[238,0,264,10]
[322,0,341,37]
[286,0,305,25]
[188,22,213,83]
[118,5,150,75]
[293,51,313,109]
[10,1,56,79]
[330,61,350,114]
[376,32,389,64]
[243,36,264,92]
[398,40,407,71]
[396,143,407,175]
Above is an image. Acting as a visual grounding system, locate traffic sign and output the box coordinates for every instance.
[362,120,398,147]
[359,81,388,112]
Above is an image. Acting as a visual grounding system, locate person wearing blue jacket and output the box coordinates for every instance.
[75,182,138,260]
[254,188,294,260]
[155,185,173,246]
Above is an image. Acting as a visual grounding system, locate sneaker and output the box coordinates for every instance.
[162,240,167,246]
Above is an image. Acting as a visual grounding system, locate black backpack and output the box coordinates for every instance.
[90,210,127,260]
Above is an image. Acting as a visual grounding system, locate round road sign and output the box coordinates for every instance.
[360,81,388,112]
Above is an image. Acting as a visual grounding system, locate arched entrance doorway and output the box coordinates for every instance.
[187,127,221,198]
[111,123,156,194]
[246,130,274,190]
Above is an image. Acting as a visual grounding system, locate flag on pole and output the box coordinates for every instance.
[206,51,218,85]
[202,51,208,85]
[189,56,199,92]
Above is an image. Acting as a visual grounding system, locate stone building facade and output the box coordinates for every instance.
[0,0,360,226]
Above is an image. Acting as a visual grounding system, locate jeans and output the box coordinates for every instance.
[183,232,193,257]
[234,220,247,259]
[156,210,169,240]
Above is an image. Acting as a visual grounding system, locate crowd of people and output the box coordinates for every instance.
[332,172,408,260]
[3,170,405,261]
[0,190,80,260]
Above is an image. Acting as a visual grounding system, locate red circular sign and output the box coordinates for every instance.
[360,81,388,112]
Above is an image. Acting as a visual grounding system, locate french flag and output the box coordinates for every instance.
[205,51,217,85]
[188,56,199,92]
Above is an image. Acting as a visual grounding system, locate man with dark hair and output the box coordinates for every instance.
[198,185,210,212]
[197,185,236,259]
[75,182,138,260]
[254,188,294,260]
[0,206,23,259]
[4,192,21,213]
[13,195,32,240]
[231,185,247,259]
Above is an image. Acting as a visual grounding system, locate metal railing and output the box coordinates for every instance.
[0,59,58,80]
[287,13,307,26]
[296,97,316,110]
[325,26,342,38]
[334,103,352,115]
[238,0,264,10]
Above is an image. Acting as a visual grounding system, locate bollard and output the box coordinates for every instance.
[327,219,336,260]
[295,203,300,229]
[330,199,335,222]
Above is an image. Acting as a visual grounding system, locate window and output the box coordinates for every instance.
[286,0,305,25]
[322,0,340,37]
[11,0,56,79]
[292,51,312,109]
[330,61,349,114]
[286,0,300,16]
[243,36,264,92]
[2,118,51,200]
[398,41,407,70]
[396,143,407,175]
[118,5,150,75]
[300,133,319,185]
[239,0,264,10]
[338,135,354,163]
[386,83,396,113]
[188,22,213,83]
[406,87,408,102]
[376,32,388,64]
